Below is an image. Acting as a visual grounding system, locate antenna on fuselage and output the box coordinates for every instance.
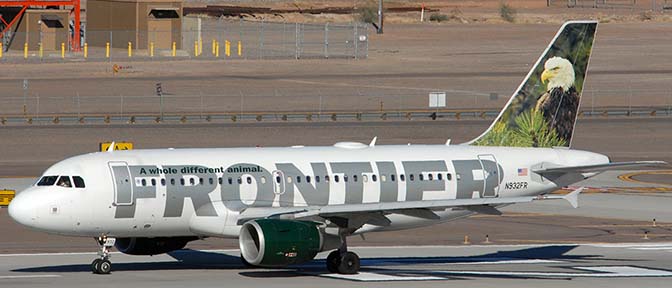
[107,141,116,152]
[369,137,377,147]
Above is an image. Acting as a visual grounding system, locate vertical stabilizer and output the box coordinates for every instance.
[468,21,597,148]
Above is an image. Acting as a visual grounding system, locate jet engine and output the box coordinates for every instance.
[239,219,341,267]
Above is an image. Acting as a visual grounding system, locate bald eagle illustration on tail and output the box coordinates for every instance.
[469,21,597,148]
[536,56,580,142]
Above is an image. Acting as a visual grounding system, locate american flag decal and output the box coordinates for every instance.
[518,168,528,176]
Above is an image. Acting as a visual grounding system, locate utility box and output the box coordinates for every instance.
[8,10,70,51]
[87,0,182,50]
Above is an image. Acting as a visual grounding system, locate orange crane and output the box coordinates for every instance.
[0,0,81,50]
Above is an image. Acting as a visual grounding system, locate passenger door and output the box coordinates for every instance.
[477,154,500,198]
[108,161,133,206]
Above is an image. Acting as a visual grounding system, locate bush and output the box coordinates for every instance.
[499,2,516,22]
[429,13,448,23]
[358,1,378,24]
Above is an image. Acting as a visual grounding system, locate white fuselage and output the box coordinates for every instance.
[8,144,608,239]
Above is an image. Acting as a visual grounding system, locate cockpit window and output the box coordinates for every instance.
[37,176,58,186]
[56,176,72,188]
[73,176,85,188]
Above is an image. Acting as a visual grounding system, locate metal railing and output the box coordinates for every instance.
[0,19,369,62]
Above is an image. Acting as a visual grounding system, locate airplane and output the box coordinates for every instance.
[8,20,666,275]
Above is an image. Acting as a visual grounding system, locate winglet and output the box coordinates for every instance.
[107,141,116,152]
[564,187,583,208]
[369,137,377,147]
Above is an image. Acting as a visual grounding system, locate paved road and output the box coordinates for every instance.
[2,244,672,287]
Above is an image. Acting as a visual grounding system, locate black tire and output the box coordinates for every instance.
[337,252,360,275]
[326,250,341,273]
[91,259,102,274]
[98,260,112,274]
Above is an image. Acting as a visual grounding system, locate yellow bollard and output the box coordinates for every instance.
[225,40,230,57]
[215,42,219,58]
[172,42,176,57]
[61,43,65,59]
[106,42,110,58]
[150,42,154,57]
[23,43,28,59]
[39,43,43,59]
[0,42,3,58]
[238,41,242,57]
[84,43,88,59]
[198,38,203,56]
[212,39,216,56]
[127,42,132,57]
[194,41,198,57]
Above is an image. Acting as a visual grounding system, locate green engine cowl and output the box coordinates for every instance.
[239,219,340,267]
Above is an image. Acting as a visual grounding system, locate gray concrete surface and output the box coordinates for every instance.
[2,244,672,287]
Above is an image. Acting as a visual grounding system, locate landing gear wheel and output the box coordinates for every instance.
[91,259,102,274]
[98,260,112,274]
[337,252,360,275]
[326,250,341,273]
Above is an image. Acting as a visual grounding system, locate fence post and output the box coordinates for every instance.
[324,23,329,59]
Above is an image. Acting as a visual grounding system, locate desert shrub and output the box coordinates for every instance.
[429,13,448,22]
[499,2,516,22]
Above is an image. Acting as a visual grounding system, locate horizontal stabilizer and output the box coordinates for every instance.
[532,161,668,174]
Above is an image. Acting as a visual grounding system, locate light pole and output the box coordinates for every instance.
[377,0,384,34]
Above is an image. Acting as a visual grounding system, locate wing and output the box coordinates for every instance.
[532,161,668,174]
[236,188,584,226]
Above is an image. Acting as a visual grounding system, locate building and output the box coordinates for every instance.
[87,0,182,50]
[8,9,70,51]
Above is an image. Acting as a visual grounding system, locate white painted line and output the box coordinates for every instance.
[317,271,444,281]
[431,266,672,278]
[0,274,61,279]
[448,259,562,265]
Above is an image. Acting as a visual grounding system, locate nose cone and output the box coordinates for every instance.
[8,190,37,228]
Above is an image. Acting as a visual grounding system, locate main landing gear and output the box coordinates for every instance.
[325,237,360,274]
[91,235,116,274]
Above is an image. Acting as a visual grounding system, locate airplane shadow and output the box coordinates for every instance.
[13,244,637,280]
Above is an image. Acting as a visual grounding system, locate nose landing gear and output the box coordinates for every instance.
[92,235,116,274]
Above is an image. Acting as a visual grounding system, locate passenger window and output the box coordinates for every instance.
[276,176,281,183]
[409,174,415,181]
[428,174,433,181]
[287,176,292,184]
[400,174,405,182]
[381,175,386,182]
[372,175,377,182]
[37,175,58,186]
[391,174,396,182]
[334,175,340,183]
[316,176,320,183]
[325,175,330,182]
[447,173,452,181]
[57,176,72,188]
[261,176,267,184]
[228,178,233,185]
[456,173,461,180]
[237,178,242,184]
[171,179,176,185]
[218,177,223,185]
[73,176,86,188]
[151,179,156,186]
[209,178,214,185]
[344,175,349,182]
[199,178,204,185]
[296,176,301,183]
[438,174,443,181]
[419,174,424,181]
[306,176,311,183]
[363,175,368,182]
[141,179,147,186]
[161,178,166,186]
[247,177,252,184]
[180,179,185,186]
[189,178,195,185]
[353,175,358,182]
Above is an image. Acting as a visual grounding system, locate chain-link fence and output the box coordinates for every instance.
[0,19,368,63]
[1,88,671,124]
[550,0,667,10]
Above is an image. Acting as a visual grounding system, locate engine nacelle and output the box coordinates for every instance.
[115,237,197,255]
[239,219,341,267]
